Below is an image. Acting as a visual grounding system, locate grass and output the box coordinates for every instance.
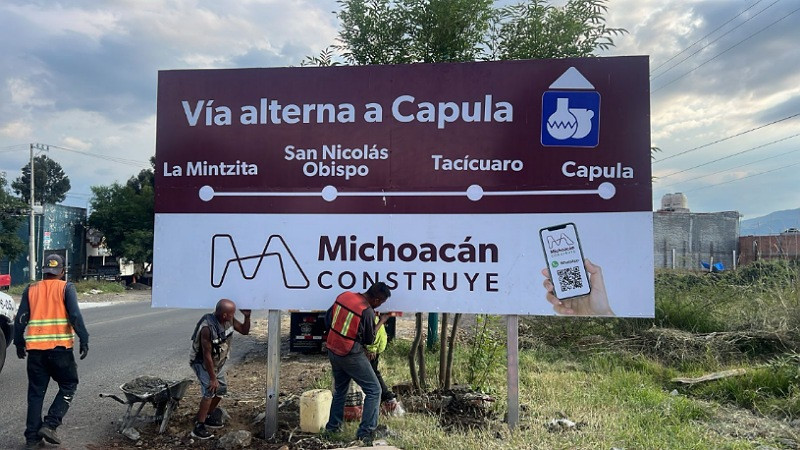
[364,345,758,449]
[312,261,800,449]
[6,279,125,296]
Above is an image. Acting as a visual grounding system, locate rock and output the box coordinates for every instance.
[216,430,252,449]
[790,419,800,428]
[546,418,577,432]
[252,411,266,425]
[670,389,679,396]
[278,446,290,450]
[121,427,140,441]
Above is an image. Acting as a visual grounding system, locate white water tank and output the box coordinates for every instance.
[660,193,689,212]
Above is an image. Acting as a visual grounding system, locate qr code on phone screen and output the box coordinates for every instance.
[557,266,583,291]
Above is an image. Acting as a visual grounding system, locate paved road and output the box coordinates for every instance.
[0,300,263,449]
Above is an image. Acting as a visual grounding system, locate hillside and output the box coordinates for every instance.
[740,207,800,235]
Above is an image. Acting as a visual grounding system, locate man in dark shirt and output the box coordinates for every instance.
[14,254,89,448]
[324,282,391,443]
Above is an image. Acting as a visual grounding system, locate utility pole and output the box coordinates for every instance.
[28,143,49,281]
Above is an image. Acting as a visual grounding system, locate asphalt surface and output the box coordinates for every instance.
[0,300,263,449]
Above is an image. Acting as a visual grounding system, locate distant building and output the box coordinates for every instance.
[653,193,740,270]
[0,204,86,284]
[738,230,800,265]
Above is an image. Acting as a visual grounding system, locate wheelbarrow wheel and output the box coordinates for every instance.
[159,400,179,434]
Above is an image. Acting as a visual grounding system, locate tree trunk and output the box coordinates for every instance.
[417,337,427,391]
[444,313,461,390]
[409,312,423,391]
[439,313,448,387]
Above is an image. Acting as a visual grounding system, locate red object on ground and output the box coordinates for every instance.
[0,274,10,289]
[344,405,363,421]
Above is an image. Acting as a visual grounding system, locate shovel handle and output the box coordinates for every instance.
[99,393,127,404]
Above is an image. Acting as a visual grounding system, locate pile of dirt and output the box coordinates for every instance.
[102,341,345,449]
[401,385,498,430]
[127,282,152,291]
[122,376,176,397]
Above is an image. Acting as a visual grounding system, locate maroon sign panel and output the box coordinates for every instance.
[156,57,650,215]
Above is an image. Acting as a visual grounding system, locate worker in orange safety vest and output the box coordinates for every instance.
[324,282,391,444]
[14,254,89,449]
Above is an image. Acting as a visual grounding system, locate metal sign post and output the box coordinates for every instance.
[265,309,281,438]
[507,314,519,429]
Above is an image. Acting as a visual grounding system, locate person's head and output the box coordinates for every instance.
[364,282,391,308]
[214,298,237,322]
[42,254,65,280]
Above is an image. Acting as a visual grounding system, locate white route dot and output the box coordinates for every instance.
[199,185,215,202]
[466,184,484,201]
[322,185,338,202]
[597,182,616,200]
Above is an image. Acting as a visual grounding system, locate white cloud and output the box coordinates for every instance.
[0,119,31,140]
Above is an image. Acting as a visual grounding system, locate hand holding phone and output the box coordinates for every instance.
[540,223,591,300]
[541,258,614,316]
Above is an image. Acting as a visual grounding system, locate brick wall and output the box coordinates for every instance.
[739,234,800,265]
[653,211,740,270]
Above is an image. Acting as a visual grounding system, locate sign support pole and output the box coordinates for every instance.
[507,314,519,429]
[265,309,281,439]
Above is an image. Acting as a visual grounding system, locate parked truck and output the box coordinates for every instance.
[0,290,16,374]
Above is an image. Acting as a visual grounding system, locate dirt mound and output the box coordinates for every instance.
[401,385,498,430]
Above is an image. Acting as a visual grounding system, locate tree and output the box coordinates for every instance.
[88,159,154,269]
[12,155,71,205]
[489,0,626,60]
[311,0,625,391]
[0,172,27,261]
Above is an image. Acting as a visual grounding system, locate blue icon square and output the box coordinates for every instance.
[541,91,601,148]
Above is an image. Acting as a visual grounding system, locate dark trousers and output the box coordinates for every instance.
[326,350,381,440]
[25,348,79,443]
[369,355,391,401]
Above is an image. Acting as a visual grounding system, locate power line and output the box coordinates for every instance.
[651,0,774,79]
[48,144,150,168]
[684,159,800,192]
[656,131,800,179]
[659,146,800,189]
[652,5,800,93]
[0,144,28,153]
[653,112,800,164]
[650,0,765,74]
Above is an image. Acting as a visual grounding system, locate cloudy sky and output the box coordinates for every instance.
[0,0,798,220]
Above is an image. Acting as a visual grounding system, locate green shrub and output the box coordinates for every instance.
[465,315,505,392]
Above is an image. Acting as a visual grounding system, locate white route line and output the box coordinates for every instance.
[199,182,616,203]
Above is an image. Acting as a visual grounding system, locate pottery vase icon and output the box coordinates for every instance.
[546,98,578,140]
[569,108,595,139]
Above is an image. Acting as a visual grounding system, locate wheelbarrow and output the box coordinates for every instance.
[100,376,193,434]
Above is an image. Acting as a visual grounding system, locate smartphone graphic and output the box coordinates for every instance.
[540,223,591,300]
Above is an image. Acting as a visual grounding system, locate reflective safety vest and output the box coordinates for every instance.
[25,280,74,350]
[326,292,369,356]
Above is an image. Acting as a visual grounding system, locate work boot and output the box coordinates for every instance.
[38,426,61,445]
[190,421,214,440]
[24,439,41,450]
[204,415,224,429]
[204,407,224,428]
[357,425,391,445]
